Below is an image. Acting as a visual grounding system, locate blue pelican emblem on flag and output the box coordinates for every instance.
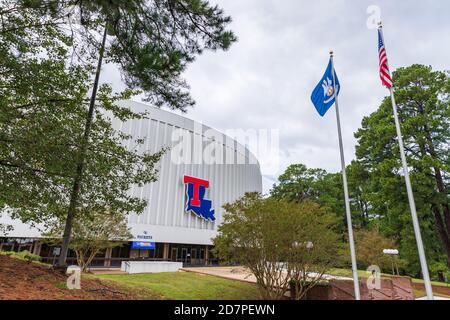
[311,58,340,117]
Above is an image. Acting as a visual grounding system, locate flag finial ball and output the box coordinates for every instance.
[329,50,334,56]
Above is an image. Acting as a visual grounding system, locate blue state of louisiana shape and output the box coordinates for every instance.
[185,183,215,222]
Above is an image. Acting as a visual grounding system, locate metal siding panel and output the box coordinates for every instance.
[154,120,165,226]
[163,124,175,227]
[148,119,160,225]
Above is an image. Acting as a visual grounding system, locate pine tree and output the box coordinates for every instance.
[355,65,450,269]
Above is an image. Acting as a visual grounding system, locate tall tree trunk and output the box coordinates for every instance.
[423,130,450,224]
[57,24,108,267]
[430,164,450,235]
[432,166,450,235]
[424,132,450,257]
[432,206,450,266]
[417,102,450,238]
[412,98,450,265]
[416,137,450,265]
[363,201,370,225]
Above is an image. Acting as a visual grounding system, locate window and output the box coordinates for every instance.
[111,244,131,258]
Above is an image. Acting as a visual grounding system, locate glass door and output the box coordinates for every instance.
[171,248,178,261]
[181,248,188,264]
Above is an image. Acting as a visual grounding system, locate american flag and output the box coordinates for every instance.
[378,29,393,88]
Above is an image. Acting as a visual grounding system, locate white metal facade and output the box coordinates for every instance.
[1,101,263,246]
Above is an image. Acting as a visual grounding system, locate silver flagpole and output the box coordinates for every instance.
[378,23,434,300]
[329,50,361,300]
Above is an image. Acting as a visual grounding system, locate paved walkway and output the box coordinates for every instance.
[416,296,450,300]
[181,266,353,284]
[181,266,258,283]
[89,268,127,275]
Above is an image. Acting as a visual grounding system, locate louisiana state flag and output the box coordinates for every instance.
[311,58,340,117]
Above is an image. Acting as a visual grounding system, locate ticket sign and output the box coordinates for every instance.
[131,241,155,250]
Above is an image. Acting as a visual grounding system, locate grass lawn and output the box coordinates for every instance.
[328,268,450,287]
[409,277,450,287]
[92,272,261,300]
[413,288,450,299]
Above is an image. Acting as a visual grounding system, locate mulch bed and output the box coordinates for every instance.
[0,255,136,300]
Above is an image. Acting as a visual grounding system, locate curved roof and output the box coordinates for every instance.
[120,100,261,167]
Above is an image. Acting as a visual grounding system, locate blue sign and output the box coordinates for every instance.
[184,175,215,222]
[131,241,155,250]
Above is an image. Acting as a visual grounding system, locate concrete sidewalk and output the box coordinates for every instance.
[181,266,353,284]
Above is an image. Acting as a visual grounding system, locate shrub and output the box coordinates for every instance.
[214,193,341,300]
[1,250,42,262]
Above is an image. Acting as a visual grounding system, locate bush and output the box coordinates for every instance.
[1,250,42,262]
[352,228,406,274]
[428,261,450,282]
[214,193,341,300]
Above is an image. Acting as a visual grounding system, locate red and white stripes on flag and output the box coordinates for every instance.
[378,29,393,88]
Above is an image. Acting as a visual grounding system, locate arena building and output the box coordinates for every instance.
[0,101,263,267]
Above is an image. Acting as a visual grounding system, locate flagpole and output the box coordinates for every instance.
[378,23,434,300]
[329,50,361,300]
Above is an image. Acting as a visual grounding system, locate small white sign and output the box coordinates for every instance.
[53,247,61,256]
[383,249,399,255]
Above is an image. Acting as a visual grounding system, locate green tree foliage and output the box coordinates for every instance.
[355,64,450,274]
[1,2,75,230]
[353,228,405,274]
[0,7,163,231]
[271,163,373,232]
[270,164,328,203]
[214,193,341,300]
[0,51,164,228]
[1,0,236,265]
[21,0,237,111]
[346,161,372,228]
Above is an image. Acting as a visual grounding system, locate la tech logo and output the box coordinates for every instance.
[183,175,215,222]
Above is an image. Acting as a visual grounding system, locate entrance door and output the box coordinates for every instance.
[191,249,197,265]
[181,248,188,264]
[171,248,178,261]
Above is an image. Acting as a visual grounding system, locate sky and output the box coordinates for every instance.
[103,0,450,194]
